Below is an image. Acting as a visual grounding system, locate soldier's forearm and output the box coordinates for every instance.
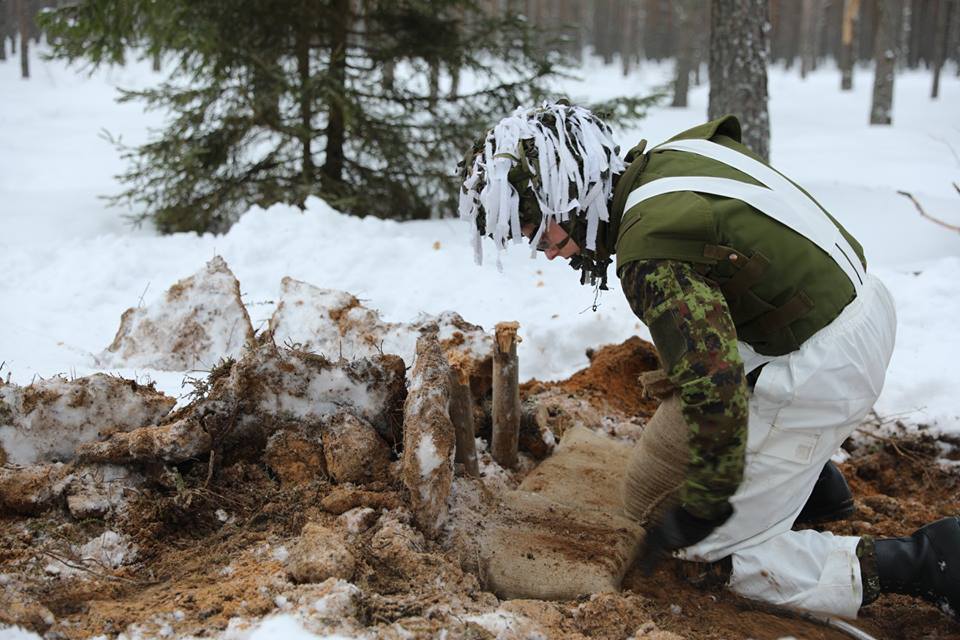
[619,258,748,521]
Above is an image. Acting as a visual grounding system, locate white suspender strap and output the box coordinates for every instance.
[623,139,865,291]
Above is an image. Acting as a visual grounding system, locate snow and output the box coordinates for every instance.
[0,373,174,465]
[79,530,137,569]
[416,434,443,476]
[99,255,253,371]
[218,615,355,640]
[464,609,547,640]
[1,50,959,450]
[0,628,43,640]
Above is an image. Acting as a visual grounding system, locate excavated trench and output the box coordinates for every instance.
[1,338,959,640]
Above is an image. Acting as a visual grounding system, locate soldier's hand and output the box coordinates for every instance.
[638,505,732,575]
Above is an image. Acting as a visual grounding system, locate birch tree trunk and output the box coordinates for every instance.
[870,0,900,125]
[708,0,771,161]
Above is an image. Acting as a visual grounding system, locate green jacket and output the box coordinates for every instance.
[609,116,865,521]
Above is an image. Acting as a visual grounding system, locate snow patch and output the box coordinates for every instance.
[79,530,137,569]
[100,256,254,371]
[416,435,443,477]
[0,374,174,466]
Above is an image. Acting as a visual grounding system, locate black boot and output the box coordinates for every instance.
[872,517,960,614]
[796,460,854,525]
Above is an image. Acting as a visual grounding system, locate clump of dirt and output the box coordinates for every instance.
[1,337,959,640]
[522,336,662,418]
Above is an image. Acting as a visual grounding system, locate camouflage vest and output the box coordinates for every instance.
[609,116,867,357]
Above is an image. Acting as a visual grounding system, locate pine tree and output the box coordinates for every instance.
[708,0,771,161]
[39,0,566,233]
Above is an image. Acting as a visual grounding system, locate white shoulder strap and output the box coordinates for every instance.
[624,139,865,291]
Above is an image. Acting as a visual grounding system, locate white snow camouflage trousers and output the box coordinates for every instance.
[679,273,897,618]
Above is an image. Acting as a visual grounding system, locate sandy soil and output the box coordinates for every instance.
[2,338,958,640]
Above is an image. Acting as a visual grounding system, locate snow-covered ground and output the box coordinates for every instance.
[1,51,959,443]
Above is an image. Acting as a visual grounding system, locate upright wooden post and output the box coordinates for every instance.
[492,322,520,468]
[448,369,480,477]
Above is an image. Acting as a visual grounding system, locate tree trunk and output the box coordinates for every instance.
[800,0,817,78]
[785,0,803,69]
[0,0,6,62]
[428,60,440,108]
[382,60,395,93]
[17,0,28,79]
[672,0,694,106]
[321,0,350,195]
[931,0,953,98]
[840,0,862,90]
[901,0,914,68]
[295,28,313,204]
[811,0,827,70]
[870,0,900,125]
[448,64,460,98]
[621,0,634,76]
[708,0,771,161]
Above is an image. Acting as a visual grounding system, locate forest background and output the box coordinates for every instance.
[2,0,957,233]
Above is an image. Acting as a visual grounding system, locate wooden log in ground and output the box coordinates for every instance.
[448,370,479,477]
[492,322,520,468]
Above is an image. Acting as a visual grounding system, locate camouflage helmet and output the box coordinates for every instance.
[458,101,625,289]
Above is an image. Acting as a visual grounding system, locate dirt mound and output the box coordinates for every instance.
[1,337,959,640]
[522,336,662,419]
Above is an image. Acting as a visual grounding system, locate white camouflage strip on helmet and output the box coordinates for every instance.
[459,102,626,268]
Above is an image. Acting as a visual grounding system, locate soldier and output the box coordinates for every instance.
[458,102,959,618]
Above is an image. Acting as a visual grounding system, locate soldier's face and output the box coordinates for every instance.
[522,220,581,261]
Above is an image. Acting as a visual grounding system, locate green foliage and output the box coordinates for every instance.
[587,89,670,127]
[40,0,656,233]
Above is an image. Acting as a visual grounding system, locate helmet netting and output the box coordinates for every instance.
[458,102,626,282]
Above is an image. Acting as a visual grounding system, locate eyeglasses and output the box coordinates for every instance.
[535,233,571,253]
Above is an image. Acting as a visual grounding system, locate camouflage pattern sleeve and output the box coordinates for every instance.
[619,259,748,521]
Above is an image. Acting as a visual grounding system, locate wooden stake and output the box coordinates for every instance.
[492,321,521,468]
[448,369,480,477]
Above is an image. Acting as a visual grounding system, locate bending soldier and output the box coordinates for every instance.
[458,102,958,618]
